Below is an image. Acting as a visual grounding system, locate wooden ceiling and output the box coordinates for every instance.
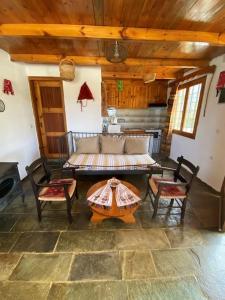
[1,0,225,79]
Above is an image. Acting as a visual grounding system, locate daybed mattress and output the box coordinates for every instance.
[64,153,157,170]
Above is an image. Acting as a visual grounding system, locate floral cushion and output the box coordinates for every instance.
[38,178,76,201]
[149,176,186,199]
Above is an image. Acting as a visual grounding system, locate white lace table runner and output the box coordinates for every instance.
[87,179,141,207]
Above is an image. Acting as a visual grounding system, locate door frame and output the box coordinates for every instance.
[28,76,67,157]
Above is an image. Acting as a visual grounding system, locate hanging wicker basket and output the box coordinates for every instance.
[59,58,75,81]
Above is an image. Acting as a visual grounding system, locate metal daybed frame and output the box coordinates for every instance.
[59,131,159,176]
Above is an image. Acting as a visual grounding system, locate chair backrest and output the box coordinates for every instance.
[175,156,200,192]
[25,157,50,195]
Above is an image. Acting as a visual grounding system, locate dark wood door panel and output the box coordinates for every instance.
[40,86,62,108]
[43,113,65,132]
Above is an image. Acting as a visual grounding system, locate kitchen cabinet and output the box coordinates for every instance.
[102,79,168,110]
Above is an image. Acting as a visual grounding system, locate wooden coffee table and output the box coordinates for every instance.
[86,180,140,224]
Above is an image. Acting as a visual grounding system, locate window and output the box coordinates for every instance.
[172,77,206,139]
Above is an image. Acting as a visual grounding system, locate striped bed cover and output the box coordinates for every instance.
[64,153,157,170]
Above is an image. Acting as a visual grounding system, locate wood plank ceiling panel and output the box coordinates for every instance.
[0,37,100,56]
[0,0,96,24]
[0,0,225,77]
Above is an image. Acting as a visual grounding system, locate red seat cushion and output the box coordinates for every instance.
[149,176,186,199]
[38,178,76,201]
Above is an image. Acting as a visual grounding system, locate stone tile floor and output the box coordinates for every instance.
[0,172,225,300]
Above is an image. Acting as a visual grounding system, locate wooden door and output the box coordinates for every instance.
[33,80,67,158]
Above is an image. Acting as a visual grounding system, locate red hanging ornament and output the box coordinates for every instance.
[77,82,94,111]
[3,79,14,95]
[216,71,225,96]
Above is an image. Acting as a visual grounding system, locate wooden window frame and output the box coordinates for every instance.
[173,76,206,139]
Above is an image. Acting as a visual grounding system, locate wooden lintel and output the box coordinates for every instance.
[169,65,216,86]
[10,54,208,68]
[102,71,176,80]
[1,24,225,46]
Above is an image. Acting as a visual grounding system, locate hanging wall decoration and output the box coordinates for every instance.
[0,99,5,112]
[216,71,225,96]
[3,79,14,95]
[117,79,123,92]
[77,82,94,111]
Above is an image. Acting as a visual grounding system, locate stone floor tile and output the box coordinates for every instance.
[0,282,50,300]
[0,253,21,280]
[165,227,204,248]
[190,245,225,300]
[0,214,18,231]
[68,212,94,230]
[48,281,128,300]
[200,229,225,245]
[4,195,36,214]
[11,215,69,232]
[137,210,182,228]
[11,232,59,252]
[152,248,198,277]
[69,252,122,280]
[0,232,20,252]
[9,253,72,281]
[121,250,156,279]
[56,230,115,252]
[127,276,206,300]
[115,229,170,250]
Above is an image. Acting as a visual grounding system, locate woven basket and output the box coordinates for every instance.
[59,58,75,81]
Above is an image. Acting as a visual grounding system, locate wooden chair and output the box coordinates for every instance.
[146,156,199,220]
[210,176,225,231]
[26,158,78,223]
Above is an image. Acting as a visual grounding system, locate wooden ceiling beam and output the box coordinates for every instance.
[102,71,176,80]
[1,24,225,45]
[10,54,208,68]
[169,65,216,86]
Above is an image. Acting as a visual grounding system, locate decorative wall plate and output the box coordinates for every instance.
[0,99,5,112]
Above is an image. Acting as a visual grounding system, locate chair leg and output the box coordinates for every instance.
[169,199,174,207]
[21,193,25,203]
[143,186,150,201]
[181,198,187,220]
[75,186,79,199]
[152,195,160,219]
[66,199,73,223]
[36,200,42,222]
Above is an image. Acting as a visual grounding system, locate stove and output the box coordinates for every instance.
[0,162,24,211]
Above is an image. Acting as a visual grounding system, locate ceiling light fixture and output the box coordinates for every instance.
[106,41,127,63]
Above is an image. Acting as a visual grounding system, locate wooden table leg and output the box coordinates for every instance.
[91,211,108,224]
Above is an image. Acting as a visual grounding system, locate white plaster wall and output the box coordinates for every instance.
[25,64,102,132]
[170,54,225,191]
[0,50,40,178]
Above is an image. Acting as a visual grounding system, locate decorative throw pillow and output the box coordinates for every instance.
[101,135,125,154]
[75,136,100,154]
[125,137,150,154]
